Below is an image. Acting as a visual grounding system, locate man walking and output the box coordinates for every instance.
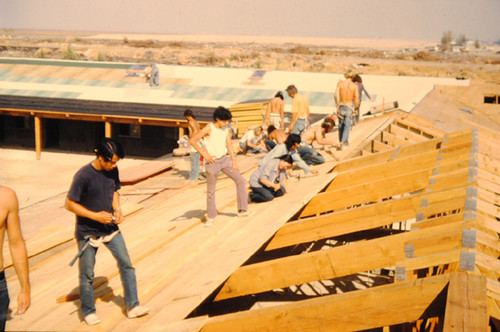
[65,138,149,326]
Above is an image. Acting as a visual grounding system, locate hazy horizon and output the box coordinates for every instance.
[1,0,499,43]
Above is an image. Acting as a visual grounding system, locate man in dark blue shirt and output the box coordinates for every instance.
[65,138,149,326]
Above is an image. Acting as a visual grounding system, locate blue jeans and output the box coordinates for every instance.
[189,151,200,180]
[0,272,9,331]
[298,145,325,165]
[149,70,159,86]
[291,118,307,136]
[338,105,353,144]
[78,232,139,316]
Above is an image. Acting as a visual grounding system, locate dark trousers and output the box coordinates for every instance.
[250,185,285,203]
[0,271,9,331]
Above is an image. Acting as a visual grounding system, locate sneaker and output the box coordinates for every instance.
[238,210,256,218]
[127,305,150,319]
[204,218,214,227]
[84,313,100,326]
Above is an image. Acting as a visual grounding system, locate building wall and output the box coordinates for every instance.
[0,115,179,158]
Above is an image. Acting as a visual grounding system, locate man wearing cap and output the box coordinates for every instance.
[285,85,310,136]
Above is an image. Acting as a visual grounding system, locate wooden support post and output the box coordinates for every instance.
[34,116,42,160]
[443,272,488,331]
[179,126,185,139]
[105,121,112,138]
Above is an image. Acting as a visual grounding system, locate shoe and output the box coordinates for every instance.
[84,313,101,326]
[127,305,150,319]
[204,218,214,227]
[238,210,256,218]
[343,142,350,147]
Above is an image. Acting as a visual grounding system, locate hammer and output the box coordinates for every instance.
[69,237,91,267]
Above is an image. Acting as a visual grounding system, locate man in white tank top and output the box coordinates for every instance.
[189,106,254,226]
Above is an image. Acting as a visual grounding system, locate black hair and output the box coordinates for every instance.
[184,109,195,118]
[94,137,125,160]
[275,91,284,100]
[285,134,301,151]
[213,106,232,121]
[267,125,277,134]
[279,153,294,165]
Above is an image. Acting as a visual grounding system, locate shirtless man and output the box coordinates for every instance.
[334,71,359,149]
[299,117,339,164]
[0,186,30,330]
[265,125,288,151]
[264,91,285,130]
[184,109,203,181]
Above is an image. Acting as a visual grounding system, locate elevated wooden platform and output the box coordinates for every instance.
[4,111,499,331]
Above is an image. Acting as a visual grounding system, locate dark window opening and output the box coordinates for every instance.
[118,123,141,138]
[484,95,498,104]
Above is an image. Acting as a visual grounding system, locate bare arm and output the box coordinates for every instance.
[64,197,114,225]
[112,192,124,224]
[3,188,30,314]
[279,101,285,129]
[189,124,214,163]
[334,83,340,112]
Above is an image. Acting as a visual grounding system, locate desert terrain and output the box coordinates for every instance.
[1,29,500,82]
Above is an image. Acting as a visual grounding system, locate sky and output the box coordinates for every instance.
[0,0,499,42]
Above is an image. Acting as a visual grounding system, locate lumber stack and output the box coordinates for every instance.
[229,100,268,138]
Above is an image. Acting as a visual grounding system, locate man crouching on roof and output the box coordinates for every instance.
[249,154,294,203]
[65,138,149,326]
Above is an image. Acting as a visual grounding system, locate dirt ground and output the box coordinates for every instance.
[1,30,500,82]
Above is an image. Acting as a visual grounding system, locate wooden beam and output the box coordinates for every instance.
[105,121,112,138]
[266,185,470,251]
[203,274,450,332]
[34,115,42,160]
[300,169,429,218]
[215,218,477,301]
[443,273,488,332]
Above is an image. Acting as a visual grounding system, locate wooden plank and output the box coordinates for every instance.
[381,130,412,147]
[372,139,393,152]
[267,185,470,250]
[443,273,488,332]
[215,218,478,301]
[120,160,174,185]
[389,123,428,142]
[300,169,429,217]
[202,274,450,332]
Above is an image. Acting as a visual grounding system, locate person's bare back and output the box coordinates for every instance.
[300,125,321,145]
[335,78,359,108]
[269,128,287,144]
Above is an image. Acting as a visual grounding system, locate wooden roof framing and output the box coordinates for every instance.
[203,121,499,330]
[4,111,498,331]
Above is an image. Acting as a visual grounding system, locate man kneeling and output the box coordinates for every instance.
[249,154,293,203]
